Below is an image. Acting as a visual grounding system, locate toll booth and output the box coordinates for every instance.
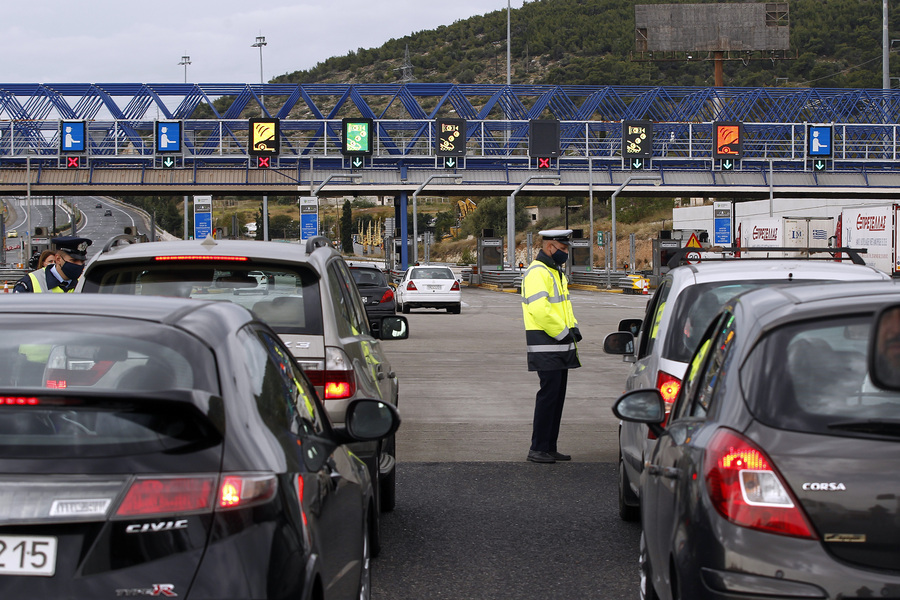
[568,230,592,272]
[477,236,504,280]
[387,237,414,272]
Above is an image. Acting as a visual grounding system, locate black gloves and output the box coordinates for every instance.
[572,327,583,343]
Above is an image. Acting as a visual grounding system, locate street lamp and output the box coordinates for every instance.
[312,174,363,244]
[610,174,662,270]
[252,36,266,85]
[411,175,462,264]
[507,175,561,267]
[178,55,191,83]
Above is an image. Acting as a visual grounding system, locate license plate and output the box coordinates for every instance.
[427,285,441,290]
[0,535,57,576]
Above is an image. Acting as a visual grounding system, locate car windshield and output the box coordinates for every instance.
[351,268,388,287]
[663,280,790,363]
[410,267,453,280]
[0,316,220,457]
[742,314,900,436]
[82,263,324,336]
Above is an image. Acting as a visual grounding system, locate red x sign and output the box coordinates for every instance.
[258,156,270,168]
[537,157,550,169]
[66,156,80,168]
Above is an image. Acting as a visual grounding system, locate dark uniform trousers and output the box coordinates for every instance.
[532,369,569,453]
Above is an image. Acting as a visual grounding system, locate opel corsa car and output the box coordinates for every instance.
[77,236,409,518]
[613,281,900,600]
[0,294,400,599]
[603,258,890,521]
[348,264,396,319]
[396,265,462,314]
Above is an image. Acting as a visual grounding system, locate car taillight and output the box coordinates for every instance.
[0,396,40,405]
[451,281,460,291]
[406,281,417,291]
[648,371,681,439]
[115,474,277,517]
[703,428,816,540]
[116,476,217,516]
[380,288,395,303]
[303,348,357,400]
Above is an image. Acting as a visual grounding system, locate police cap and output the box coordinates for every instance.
[539,229,572,246]
[52,236,93,261]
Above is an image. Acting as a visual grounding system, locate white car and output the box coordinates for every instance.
[396,265,461,314]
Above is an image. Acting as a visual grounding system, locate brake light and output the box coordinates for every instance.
[219,474,277,509]
[153,255,249,262]
[648,371,681,439]
[303,348,357,400]
[0,396,40,405]
[116,476,217,516]
[703,429,816,539]
[451,281,460,291]
[380,288,395,304]
[406,281,418,291]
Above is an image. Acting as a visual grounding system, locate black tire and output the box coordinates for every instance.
[359,505,373,597]
[401,302,410,314]
[379,436,396,512]
[618,456,641,522]
[640,531,660,600]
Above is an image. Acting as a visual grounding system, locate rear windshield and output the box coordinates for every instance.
[410,267,454,280]
[350,268,388,287]
[742,314,900,436]
[663,280,799,363]
[83,262,323,335]
[0,317,220,457]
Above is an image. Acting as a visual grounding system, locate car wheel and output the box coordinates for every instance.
[451,303,461,314]
[379,436,396,513]
[401,303,410,314]
[358,506,373,599]
[640,531,660,600]
[618,455,640,522]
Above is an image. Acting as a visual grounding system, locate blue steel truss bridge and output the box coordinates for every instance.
[2,83,900,198]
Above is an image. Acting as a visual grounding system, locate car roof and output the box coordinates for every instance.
[667,259,890,284]
[733,279,900,321]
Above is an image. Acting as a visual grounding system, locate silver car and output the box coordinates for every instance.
[77,236,409,533]
[603,259,890,521]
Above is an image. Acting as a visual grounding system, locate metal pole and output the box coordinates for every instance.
[884,0,890,91]
[588,159,594,271]
[769,159,774,217]
[183,196,189,239]
[610,175,661,271]
[412,175,459,264]
[25,156,32,263]
[507,0,511,86]
[508,175,560,267]
[262,195,268,241]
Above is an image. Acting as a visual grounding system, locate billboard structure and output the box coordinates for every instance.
[634,3,792,86]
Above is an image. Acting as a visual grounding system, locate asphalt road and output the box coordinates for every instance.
[372,285,648,599]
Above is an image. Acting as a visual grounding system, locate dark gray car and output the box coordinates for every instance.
[613,280,900,600]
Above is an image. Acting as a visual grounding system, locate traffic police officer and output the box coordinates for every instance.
[521,229,581,463]
[13,236,92,293]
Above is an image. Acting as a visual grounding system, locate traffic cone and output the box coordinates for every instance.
[3,281,9,293]
[641,278,649,295]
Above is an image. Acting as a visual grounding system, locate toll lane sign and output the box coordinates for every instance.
[808,125,832,157]
[713,122,744,159]
[437,119,466,156]
[623,121,652,158]
[60,121,86,153]
[249,118,280,156]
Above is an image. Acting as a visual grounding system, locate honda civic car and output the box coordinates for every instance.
[612,281,900,600]
[0,294,400,599]
[603,258,890,521]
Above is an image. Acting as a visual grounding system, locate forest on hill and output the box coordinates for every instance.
[272,0,896,90]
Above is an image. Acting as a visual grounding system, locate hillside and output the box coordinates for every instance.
[272,0,893,90]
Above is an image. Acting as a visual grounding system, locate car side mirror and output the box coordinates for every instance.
[376,316,409,340]
[612,389,666,437]
[344,399,401,441]
[869,304,900,390]
[603,331,635,355]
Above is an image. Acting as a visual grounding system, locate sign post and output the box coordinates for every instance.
[193,195,212,240]
[299,196,319,242]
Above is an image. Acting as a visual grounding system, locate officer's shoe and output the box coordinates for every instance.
[527,450,556,464]
[549,451,571,461]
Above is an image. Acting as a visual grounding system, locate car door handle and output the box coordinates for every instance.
[375,365,386,380]
[662,467,681,479]
[644,462,662,476]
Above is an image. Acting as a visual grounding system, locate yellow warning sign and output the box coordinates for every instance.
[684,232,702,264]
[685,232,702,248]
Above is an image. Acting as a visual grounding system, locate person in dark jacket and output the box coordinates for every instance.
[520,229,581,464]
[13,237,92,293]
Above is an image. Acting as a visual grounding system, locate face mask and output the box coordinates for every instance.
[551,248,568,265]
[60,260,84,281]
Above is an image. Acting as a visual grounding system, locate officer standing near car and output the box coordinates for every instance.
[13,236,92,293]
[521,229,581,463]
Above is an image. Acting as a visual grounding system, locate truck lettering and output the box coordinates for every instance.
[856,214,887,231]
[752,226,779,241]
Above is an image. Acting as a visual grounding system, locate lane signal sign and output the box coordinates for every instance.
[258,156,271,169]
[66,156,81,169]
[631,158,645,170]
[722,159,736,171]
[162,156,176,169]
[537,157,551,169]
[443,157,459,169]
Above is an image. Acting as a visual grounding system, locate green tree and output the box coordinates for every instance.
[460,196,529,238]
[341,200,353,254]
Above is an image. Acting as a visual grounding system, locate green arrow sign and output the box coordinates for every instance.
[352,156,363,168]
[814,160,826,171]
[162,156,175,169]
[444,157,456,169]
[632,158,644,169]
[722,159,733,170]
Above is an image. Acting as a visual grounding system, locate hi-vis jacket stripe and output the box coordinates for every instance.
[521,259,580,372]
[28,270,68,293]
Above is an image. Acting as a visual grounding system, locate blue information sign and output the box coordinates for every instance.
[301,213,318,241]
[193,195,212,240]
[61,121,86,152]
[156,121,182,153]
[808,126,832,157]
[713,201,732,246]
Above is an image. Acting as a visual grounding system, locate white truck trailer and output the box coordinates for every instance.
[738,216,834,258]
[837,203,900,276]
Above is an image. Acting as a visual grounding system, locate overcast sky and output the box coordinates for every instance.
[2,1,528,84]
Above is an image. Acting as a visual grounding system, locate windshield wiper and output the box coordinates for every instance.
[828,419,900,437]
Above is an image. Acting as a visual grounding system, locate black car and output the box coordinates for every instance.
[611,281,900,600]
[103,209,112,216]
[0,294,399,599]
[348,264,396,319]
